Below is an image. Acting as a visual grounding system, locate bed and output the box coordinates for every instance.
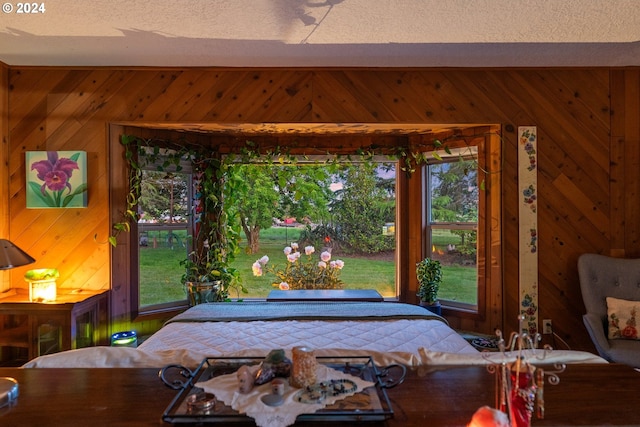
[137,301,476,365]
[23,301,607,368]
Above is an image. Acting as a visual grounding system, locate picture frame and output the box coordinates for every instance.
[25,151,88,208]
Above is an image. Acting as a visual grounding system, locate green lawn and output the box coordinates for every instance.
[139,246,187,304]
[439,266,478,305]
[139,227,476,306]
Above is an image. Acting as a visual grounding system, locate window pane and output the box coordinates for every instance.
[427,159,478,308]
[138,170,190,307]
[230,161,398,298]
[429,161,478,224]
[430,228,477,306]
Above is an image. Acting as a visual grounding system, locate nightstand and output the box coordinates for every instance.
[0,289,109,363]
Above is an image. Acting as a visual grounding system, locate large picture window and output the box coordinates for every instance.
[135,158,399,310]
[233,161,397,298]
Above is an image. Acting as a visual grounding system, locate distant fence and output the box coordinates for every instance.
[138,223,188,249]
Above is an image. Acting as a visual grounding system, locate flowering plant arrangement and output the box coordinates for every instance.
[252,242,345,290]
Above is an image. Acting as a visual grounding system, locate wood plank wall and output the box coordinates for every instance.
[3,67,640,352]
[610,70,640,256]
[0,63,8,292]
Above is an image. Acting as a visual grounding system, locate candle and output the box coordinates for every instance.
[290,346,317,388]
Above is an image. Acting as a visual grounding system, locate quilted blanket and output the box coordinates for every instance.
[135,301,477,367]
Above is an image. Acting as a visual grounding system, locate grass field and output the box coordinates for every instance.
[139,227,476,306]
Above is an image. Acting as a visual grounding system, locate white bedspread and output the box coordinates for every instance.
[137,318,478,362]
[22,301,608,368]
[136,301,477,366]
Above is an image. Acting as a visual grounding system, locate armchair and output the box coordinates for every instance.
[578,253,640,367]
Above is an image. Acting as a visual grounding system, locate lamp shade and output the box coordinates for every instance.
[0,239,36,270]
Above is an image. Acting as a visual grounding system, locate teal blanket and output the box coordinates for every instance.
[166,301,445,324]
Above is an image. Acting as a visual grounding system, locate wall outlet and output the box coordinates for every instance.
[543,319,553,334]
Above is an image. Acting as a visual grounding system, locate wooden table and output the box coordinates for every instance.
[0,289,109,362]
[0,363,638,426]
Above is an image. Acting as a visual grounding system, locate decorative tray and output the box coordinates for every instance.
[160,355,406,424]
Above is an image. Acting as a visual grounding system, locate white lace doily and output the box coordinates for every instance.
[196,363,375,427]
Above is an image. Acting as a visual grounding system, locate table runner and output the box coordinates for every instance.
[166,301,446,324]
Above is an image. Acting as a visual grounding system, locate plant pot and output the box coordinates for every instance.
[185,281,223,306]
[419,300,442,316]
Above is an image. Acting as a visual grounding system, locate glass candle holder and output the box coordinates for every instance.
[25,268,59,302]
[509,360,537,427]
[290,346,317,388]
[111,331,138,347]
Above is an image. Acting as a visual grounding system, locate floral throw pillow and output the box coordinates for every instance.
[606,297,639,340]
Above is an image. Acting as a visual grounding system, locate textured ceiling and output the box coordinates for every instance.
[1,0,640,67]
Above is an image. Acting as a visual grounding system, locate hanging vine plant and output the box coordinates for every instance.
[110,134,246,300]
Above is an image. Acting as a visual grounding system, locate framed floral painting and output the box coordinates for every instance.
[26,151,88,208]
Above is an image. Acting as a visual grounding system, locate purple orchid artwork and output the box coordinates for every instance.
[26,151,88,208]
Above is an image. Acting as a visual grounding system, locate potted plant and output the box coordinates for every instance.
[179,161,245,304]
[416,258,443,315]
[181,248,230,305]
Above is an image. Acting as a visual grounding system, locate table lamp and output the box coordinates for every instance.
[0,239,35,270]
